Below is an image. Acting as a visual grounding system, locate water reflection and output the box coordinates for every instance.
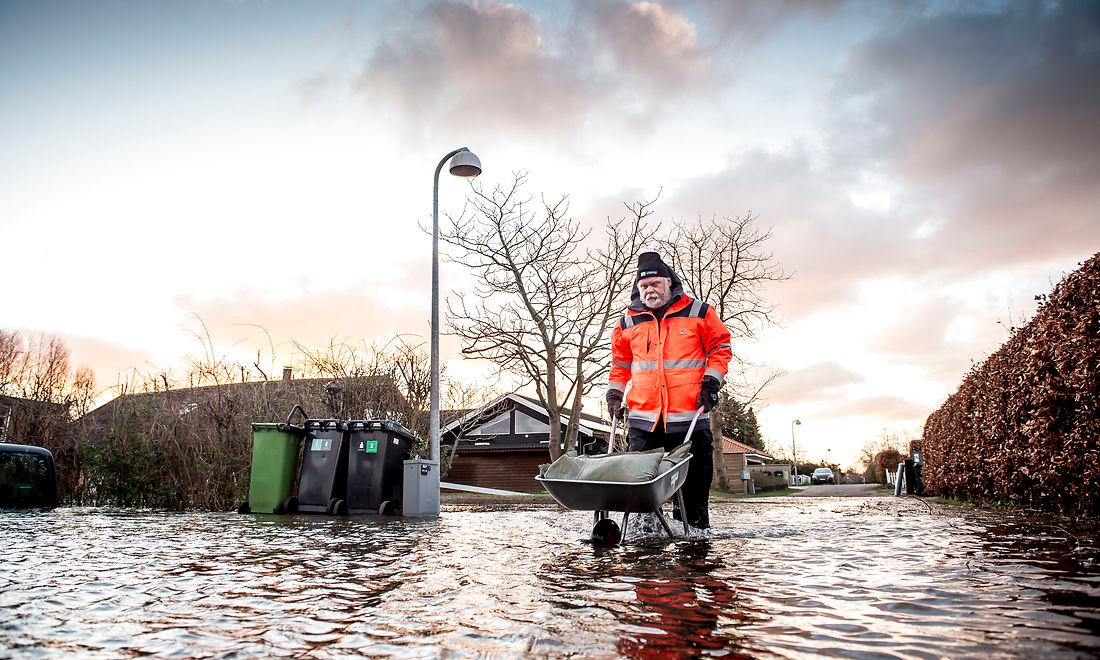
[1,499,1098,658]
[540,541,760,658]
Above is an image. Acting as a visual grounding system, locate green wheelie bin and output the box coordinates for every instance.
[238,405,307,514]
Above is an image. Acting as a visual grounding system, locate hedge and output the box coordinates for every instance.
[922,252,1100,516]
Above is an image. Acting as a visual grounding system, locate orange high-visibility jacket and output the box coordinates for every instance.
[608,275,732,433]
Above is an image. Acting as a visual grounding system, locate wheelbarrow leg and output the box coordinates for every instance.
[621,512,630,542]
[654,509,676,538]
[676,488,689,536]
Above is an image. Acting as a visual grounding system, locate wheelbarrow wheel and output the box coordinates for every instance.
[591,518,622,547]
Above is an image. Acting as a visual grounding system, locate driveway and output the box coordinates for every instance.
[789,483,885,497]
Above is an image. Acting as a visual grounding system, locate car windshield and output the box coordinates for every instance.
[813,469,831,475]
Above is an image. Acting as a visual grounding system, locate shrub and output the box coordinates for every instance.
[922,253,1100,516]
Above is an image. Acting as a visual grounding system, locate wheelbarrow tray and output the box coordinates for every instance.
[536,455,692,513]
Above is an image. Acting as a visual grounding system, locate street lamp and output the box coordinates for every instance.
[430,148,481,460]
[791,419,801,480]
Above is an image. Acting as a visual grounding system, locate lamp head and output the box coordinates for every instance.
[449,149,482,178]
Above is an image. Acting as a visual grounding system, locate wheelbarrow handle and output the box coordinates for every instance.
[683,406,705,442]
[607,406,702,455]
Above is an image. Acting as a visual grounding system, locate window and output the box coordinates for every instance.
[0,451,53,507]
[469,411,510,436]
[514,411,549,433]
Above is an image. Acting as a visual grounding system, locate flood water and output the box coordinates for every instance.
[3,496,1099,658]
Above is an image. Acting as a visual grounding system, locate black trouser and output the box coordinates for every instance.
[627,424,713,529]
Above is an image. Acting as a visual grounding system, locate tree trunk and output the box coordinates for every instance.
[710,412,731,490]
[545,352,563,461]
[564,384,585,453]
[548,415,562,461]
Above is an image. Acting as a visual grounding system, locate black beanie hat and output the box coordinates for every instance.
[637,251,671,281]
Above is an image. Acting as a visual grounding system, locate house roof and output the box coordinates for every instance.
[512,394,609,428]
[721,435,773,458]
[80,375,406,426]
[0,394,67,414]
[441,392,611,436]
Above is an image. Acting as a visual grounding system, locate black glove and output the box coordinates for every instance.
[606,390,624,421]
[697,376,721,413]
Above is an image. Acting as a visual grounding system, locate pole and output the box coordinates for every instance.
[431,147,468,463]
[790,419,801,482]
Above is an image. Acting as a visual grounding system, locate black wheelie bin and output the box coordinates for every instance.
[296,419,349,515]
[346,419,415,515]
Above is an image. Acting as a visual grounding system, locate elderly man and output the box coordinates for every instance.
[606,251,732,530]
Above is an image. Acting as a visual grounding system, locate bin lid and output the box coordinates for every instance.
[304,419,346,430]
[251,422,305,434]
[346,419,415,440]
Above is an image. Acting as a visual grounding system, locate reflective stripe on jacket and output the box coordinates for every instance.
[608,291,732,433]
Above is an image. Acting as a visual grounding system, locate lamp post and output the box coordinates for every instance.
[791,419,801,481]
[430,147,481,463]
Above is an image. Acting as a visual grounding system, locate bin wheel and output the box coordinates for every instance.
[237,501,250,514]
[274,495,297,515]
[378,500,395,516]
[591,518,622,547]
[327,498,348,516]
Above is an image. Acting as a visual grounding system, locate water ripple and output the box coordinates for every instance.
[1,499,1099,658]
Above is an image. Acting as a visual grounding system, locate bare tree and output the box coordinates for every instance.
[439,378,503,477]
[657,213,787,489]
[0,330,22,395]
[561,199,658,449]
[442,173,655,459]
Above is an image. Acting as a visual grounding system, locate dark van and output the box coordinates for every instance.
[0,443,58,508]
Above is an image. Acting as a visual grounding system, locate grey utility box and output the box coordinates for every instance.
[402,459,440,517]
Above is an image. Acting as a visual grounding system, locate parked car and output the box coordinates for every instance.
[811,467,835,485]
[0,443,58,508]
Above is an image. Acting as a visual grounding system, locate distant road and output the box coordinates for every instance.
[789,483,885,497]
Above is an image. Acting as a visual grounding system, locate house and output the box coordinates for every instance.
[79,371,409,437]
[0,394,68,445]
[442,393,611,493]
[716,436,792,494]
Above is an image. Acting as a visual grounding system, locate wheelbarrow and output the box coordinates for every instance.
[536,407,703,546]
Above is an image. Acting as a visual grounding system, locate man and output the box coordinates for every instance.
[606,251,732,529]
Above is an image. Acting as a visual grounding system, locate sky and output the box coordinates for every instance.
[3,0,1098,468]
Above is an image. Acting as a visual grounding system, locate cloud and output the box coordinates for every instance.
[175,284,428,364]
[822,395,930,422]
[636,2,1100,324]
[654,150,917,318]
[839,2,1100,181]
[580,1,709,94]
[671,0,846,46]
[63,335,154,385]
[355,1,597,137]
[5,329,154,394]
[350,0,768,138]
[831,0,1100,269]
[765,361,863,404]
